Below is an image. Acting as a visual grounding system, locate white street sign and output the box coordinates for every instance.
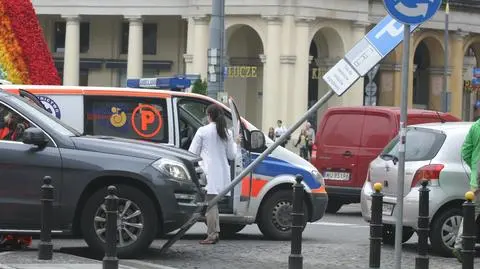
[323,15,419,97]
[322,59,360,96]
[345,38,383,76]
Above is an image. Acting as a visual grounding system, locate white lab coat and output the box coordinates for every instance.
[188,122,237,195]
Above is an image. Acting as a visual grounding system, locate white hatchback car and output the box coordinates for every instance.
[360,122,480,257]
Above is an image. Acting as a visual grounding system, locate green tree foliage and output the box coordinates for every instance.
[191,78,208,95]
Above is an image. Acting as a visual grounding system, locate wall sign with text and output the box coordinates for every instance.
[225,66,258,78]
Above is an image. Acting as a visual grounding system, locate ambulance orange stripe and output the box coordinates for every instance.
[311,185,326,194]
[3,87,171,98]
[241,177,268,198]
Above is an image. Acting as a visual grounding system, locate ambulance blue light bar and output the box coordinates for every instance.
[126,75,193,90]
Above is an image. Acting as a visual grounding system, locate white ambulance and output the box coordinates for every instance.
[3,82,327,239]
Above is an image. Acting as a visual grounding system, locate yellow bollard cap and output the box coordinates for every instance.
[465,191,475,202]
[373,183,383,192]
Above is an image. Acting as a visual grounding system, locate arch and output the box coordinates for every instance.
[225,21,266,51]
[413,34,445,67]
[224,23,264,128]
[464,35,480,56]
[412,33,446,111]
[309,26,346,58]
[414,32,445,53]
[307,26,345,127]
[464,37,480,67]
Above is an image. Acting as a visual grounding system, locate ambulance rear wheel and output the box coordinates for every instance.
[257,190,307,240]
[219,224,245,238]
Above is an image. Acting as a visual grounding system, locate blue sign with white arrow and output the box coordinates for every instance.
[384,0,442,25]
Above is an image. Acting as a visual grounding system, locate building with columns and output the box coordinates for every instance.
[32,0,480,133]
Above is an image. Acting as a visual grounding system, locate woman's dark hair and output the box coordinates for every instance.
[207,104,228,140]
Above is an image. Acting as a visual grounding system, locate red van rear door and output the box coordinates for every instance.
[317,109,365,186]
[357,110,396,188]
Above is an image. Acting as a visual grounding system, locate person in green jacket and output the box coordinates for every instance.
[453,119,480,263]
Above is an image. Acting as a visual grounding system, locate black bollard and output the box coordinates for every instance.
[289,174,304,269]
[369,182,383,268]
[415,179,430,269]
[462,191,476,269]
[38,176,54,260]
[103,186,119,269]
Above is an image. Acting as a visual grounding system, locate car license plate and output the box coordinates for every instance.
[324,171,350,181]
[382,203,394,216]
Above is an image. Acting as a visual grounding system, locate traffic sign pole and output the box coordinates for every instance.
[394,23,410,269]
[382,1,443,269]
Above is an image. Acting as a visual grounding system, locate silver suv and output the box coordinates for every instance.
[360,122,479,257]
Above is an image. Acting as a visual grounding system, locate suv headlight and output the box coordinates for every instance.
[152,159,192,181]
[312,170,325,186]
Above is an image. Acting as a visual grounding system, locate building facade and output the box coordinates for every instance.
[32,0,480,133]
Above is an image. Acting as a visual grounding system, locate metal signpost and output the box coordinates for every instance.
[382,1,442,269]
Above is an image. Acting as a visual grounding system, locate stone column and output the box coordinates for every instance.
[427,67,450,111]
[261,16,282,132]
[378,63,401,106]
[192,16,210,80]
[125,16,143,79]
[280,15,296,125]
[450,31,469,118]
[343,21,370,106]
[292,17,313,128]
[62,15,80,86]
[260,54,268,130]
[183,17,195,74]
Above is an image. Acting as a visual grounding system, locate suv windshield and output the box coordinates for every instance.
[7,94,81,137]
[382,127,446,162]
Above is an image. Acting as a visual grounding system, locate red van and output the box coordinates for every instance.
[311,106,461,213]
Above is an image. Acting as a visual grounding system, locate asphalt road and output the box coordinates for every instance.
[34,204,477,269]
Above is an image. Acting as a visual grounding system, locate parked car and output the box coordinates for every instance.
[2,84,328,240]
[311,106,460,213]
[0,89,207,258]
[360,122,480,257]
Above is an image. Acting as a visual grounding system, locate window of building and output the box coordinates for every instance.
[120,22,158,55]
[56,69,89,86]
[54,22,90,53]
[83,96,169,143]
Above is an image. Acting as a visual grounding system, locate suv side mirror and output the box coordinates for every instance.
[22,127,48,147]
[249,130,266,152]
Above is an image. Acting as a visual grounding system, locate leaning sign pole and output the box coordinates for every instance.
[381,1,442,269]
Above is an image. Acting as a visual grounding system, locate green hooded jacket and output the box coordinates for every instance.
[461,120,480,189]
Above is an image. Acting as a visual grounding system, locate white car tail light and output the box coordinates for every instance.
[411,164,444,187]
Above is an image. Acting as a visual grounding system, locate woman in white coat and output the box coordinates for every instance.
[188,104,238,244]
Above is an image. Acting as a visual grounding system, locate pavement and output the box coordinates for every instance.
[0,204,478,269]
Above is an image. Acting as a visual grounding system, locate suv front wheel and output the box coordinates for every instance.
[80,184,158,258]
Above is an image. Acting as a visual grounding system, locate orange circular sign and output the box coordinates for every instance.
[131,104,163,138]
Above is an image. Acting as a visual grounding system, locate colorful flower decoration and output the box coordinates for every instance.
[0,0,60,85]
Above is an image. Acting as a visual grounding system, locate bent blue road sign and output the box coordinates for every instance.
[365,15,419,57]
[384,0,442,25]
[323,15,420,95]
